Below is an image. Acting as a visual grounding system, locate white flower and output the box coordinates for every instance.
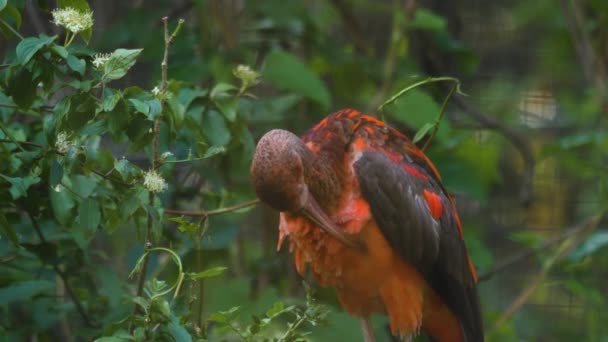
[51,7,94,33]
[233,65,261,87]
[152,86,161,96]
[143,170,168,193]
[55,131,70,153]
[92,53,112,68]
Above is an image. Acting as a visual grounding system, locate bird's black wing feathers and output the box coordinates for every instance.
[354,151,484,342]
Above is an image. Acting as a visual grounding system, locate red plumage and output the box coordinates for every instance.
[251,109,483,341]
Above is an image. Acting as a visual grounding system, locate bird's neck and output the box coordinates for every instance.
[304,151,345,211]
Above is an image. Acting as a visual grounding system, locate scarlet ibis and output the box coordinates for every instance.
[251,109,483,341]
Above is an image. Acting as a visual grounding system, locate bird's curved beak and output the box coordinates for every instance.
[300,195,366,251]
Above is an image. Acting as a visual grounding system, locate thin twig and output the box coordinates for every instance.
[0,122,27,153]
[0,18,24,40]
[421,83,456,151]
[490,214,603,331]
[164,199,260,218]
[0,138,44,149]
[25,210,97,327]
[377,76,462,113]
[131,17,184,332]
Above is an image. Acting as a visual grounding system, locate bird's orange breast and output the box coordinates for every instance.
[278,209,463,340]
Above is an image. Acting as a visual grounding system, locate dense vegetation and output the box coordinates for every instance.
[1,0,607,340]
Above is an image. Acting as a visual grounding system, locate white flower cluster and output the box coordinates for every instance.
[233,65,261,90]
[55,131,71,153]
[51,7,94,33]
[143,170,168,193]
[92,53,112,68]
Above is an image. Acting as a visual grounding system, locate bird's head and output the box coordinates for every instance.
[251,129,365,250]
[250,129,310,213]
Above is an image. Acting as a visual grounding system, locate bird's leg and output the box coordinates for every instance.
[360,317,376,342]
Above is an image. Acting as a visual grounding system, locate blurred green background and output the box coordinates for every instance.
[1,0,607,341]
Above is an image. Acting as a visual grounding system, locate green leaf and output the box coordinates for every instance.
[114,159,139,181]
[210,83,237,98]
[189,266,227,279]
[0,213,18,248]
[6,68,37,108]
[63,93,96,131]
[50,187,75,225]
[413,122,435,143]
[78,198,101,234]
[129,98,149,115]
[15,34,56,65]
[409,9,447,32]
[264,50,330,108]
[50,44,69,59]
[266,301,286,318]
[16,37,44,65]
[207,306,240,323]
[50,158,63,188]
[202,110,231,146]
[169,315,192,342]
[169,216,198,235]
[1,175,41,199]
[203,145,226,158]
[0,0,7,11]
[0,280,54,305]
[67,55,86,76]
[570,230,608,261]
[215,97,238,122]
[102,89,122,112]
[102,48,143,82]
[71,174,98,198]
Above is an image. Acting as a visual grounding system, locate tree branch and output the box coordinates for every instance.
[164,199,260,218]
[131,17,184,332]
[451,95,535,204]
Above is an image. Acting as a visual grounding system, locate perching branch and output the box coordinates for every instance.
[164,199,260,218]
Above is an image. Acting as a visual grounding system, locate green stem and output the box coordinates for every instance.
[421,83,457,151]
[376,76,463,113]
[0,18,24,40]
[0,122,26,153]
[65,32,77,47]
[279,314,308,341]
[129,247,185,300]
